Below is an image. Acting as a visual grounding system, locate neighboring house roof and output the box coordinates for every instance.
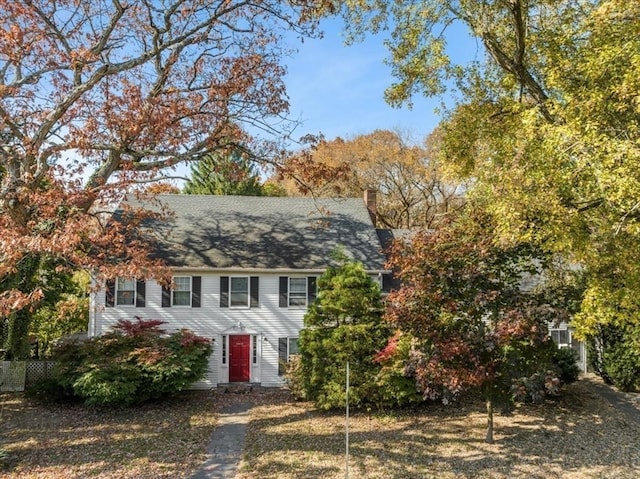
[375,228,413,252]
[119,194,388,271]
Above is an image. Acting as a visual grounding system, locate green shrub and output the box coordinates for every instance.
[603,343,640,392]
[46,318,211,406]
[551,347,581,384]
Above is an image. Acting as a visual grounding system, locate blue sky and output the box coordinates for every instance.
[282,18,482,145]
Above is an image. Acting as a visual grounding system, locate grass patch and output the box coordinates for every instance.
[0,391,220,479]
[1,377,639,478]
[238,378,640,479]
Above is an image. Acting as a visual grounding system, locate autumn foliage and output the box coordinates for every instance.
[383,209,569,441]
[276,130,465,228]
[0,1,323,327]
[41,317,212,406]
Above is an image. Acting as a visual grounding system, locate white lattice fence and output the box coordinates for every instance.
[0,361,26,392]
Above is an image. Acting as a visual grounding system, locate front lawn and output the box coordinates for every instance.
[239,378,640,479]
[0,391,221,479]
[1,377,639,479]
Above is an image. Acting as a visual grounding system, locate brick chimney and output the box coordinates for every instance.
[364,189,377,227]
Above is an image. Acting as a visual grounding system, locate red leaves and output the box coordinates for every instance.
[177,329,211,349]
[113,317,167,337]
[1,0,324,315]
[374,331,401,364]
[384,208,563,404]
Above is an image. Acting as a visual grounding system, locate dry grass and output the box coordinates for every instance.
[0,391,223,479]
[239,379,640,479]
[1,378,639,479]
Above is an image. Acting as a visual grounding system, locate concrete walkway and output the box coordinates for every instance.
[190,400,251,479]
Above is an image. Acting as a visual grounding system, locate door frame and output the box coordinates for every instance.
[219,331,262,384]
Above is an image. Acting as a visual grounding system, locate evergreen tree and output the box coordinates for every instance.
[183,149,266,196]
[295,257,390,410]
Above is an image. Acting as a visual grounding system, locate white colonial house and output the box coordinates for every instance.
[89,193,389,388]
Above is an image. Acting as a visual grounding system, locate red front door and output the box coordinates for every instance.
[229,335,250,382]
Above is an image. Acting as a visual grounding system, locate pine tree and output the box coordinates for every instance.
[182,149,265,196]
[296,258,390,410]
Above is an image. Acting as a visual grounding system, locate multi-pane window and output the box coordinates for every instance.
[278,337,299,375]
[173,276,191,306]
[288,337,299,356]
[116,278,135,306]
[289,278,307,307]
[279,276,315,308]
[252,335,258,365]
[221,335,227,365]
[550,329,570,347]
[230,277,249,307]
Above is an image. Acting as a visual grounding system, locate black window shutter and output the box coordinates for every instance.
[105,279,115,307]
[161,285,171,308]
[136,280,146,308]
[220,276,229,308]
[192,276,201,308]
[250,276,259,308]
[278,338,288,376]
[307,276,317,304]
[279,276,288,307]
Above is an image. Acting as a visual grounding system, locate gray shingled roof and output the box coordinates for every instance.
[122,195,388,271]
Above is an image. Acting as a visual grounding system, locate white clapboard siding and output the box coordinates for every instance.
[90,273,311,388]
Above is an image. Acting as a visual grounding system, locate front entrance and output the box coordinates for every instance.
[229,334,250,382]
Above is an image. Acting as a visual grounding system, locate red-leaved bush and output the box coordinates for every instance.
[46,318,212,406]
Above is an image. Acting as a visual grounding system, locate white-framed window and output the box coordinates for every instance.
[230,276,249,307]
[278,337,299,375]
[289,277,307,307]
[116,278,135,306]
[288,337,299,356]
[550,329,570,348]
[173,276,191,306]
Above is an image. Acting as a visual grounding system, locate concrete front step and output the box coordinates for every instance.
[218,382,261,394]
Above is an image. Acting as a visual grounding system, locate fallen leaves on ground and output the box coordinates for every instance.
[0,391,221,479]
[1,377,639,479]
[238,378,640,479]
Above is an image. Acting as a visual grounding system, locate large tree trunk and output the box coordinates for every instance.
[485,398,494,444]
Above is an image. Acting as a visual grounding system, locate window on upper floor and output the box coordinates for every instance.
[288,277,307,307]
[173,276,191,306]
[220,276,259,308]
[279,276,316,308]
[161,276,201,308]
[230,277,249,307]
[106,278,145,308]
